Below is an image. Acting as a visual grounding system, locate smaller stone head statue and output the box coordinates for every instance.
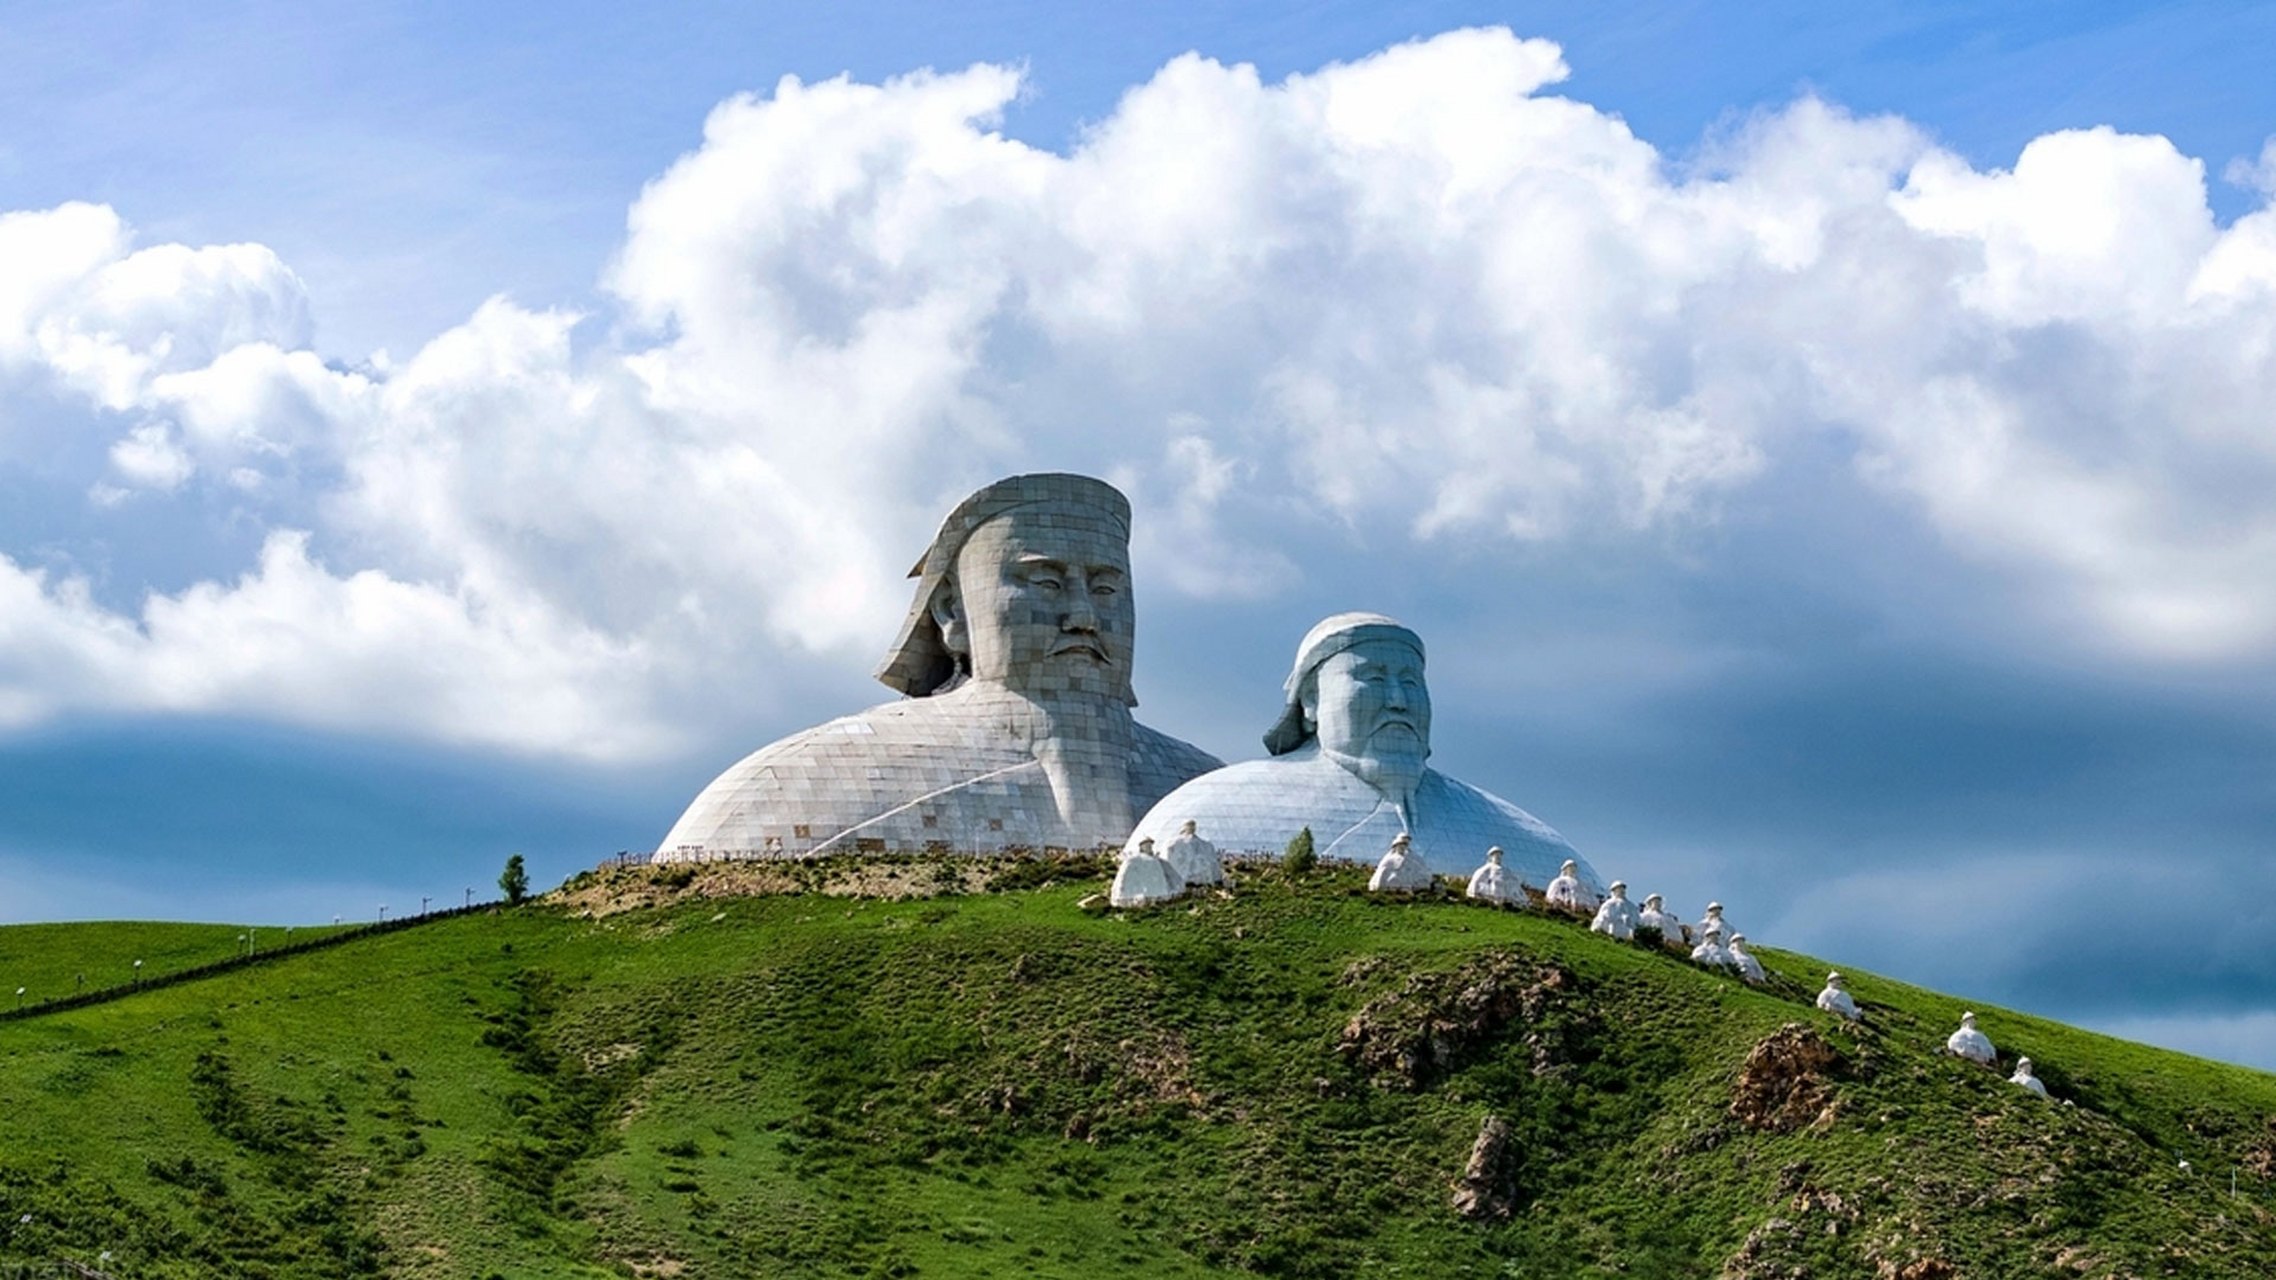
[1264,612,1430,802]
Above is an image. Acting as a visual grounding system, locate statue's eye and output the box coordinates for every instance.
[1091,582,1118,597]
[1027,572,1063,590]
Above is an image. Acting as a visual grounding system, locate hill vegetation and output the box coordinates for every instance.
[3,856,2274,1278]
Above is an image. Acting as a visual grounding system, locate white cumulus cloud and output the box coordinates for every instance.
[0,27,2273,760]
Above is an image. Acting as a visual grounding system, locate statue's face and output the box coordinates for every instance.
[944,505,1134,700]
[1307,636,1430,770]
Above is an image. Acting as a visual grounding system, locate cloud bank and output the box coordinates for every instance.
[2,28,2273,760]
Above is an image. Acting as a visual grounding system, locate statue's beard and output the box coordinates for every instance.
[1323,730,1428,810]
[949,681,1138,841]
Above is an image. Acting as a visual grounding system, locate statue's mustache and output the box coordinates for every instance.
[1049,638,1113,663]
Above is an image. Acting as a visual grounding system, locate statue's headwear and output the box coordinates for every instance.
[875,473,1134,701]
[1263,611,1425,755]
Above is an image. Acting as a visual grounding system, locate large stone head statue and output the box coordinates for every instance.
[876,473,1136,706]
[1263,611,1432,799]
[656,471,1221,861]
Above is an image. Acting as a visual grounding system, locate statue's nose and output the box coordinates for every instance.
[1062,574,1099,631]
[1384,675,1412,709]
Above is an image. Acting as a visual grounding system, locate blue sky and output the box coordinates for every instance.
[3,1,2274,1068]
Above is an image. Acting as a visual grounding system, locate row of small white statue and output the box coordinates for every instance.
[1107,823,1225,907]
[1117,832,2053,1102]
[1455,845,1765,974]
[1944,1011,2053,1098]
[1820,987,2051,1099]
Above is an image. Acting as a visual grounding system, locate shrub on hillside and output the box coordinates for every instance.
[1284,827,1318,874]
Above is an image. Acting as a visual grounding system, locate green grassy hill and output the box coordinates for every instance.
[3,857,2273,1279]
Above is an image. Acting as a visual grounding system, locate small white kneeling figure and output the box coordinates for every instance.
[1699,901,1734,943]
[1589,881,1640,940]
[1725,933,1766,984]
[1637,894,1687,947]
[1690,926,1732,969]
[1545,859,1600,914]
[1161,819,1224,888]
[2010,1055,2047,1098]
[1466,846,1521,905]
[1110,837,1186,908]
[1816,972,1861,1021]
[1369,832,1433,892]
[1946,1012,1996,1064]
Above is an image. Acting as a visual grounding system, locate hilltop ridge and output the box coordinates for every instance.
[2,856,2273,1278]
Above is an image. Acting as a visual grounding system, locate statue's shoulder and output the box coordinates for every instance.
[1420,769,1565,840]
[719,694,1027,777]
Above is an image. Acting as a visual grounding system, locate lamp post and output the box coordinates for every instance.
[378,904,387,923]
[464,887,473,909]
[421,896,431,917]
[14,987,24,1011]
[132,959,143,987]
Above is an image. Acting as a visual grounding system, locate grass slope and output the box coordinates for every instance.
[0,921,358,1008]
[1,858,2273,1279]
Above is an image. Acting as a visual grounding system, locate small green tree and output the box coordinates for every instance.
[499,854,530,906]
[1283,826,1317,874]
